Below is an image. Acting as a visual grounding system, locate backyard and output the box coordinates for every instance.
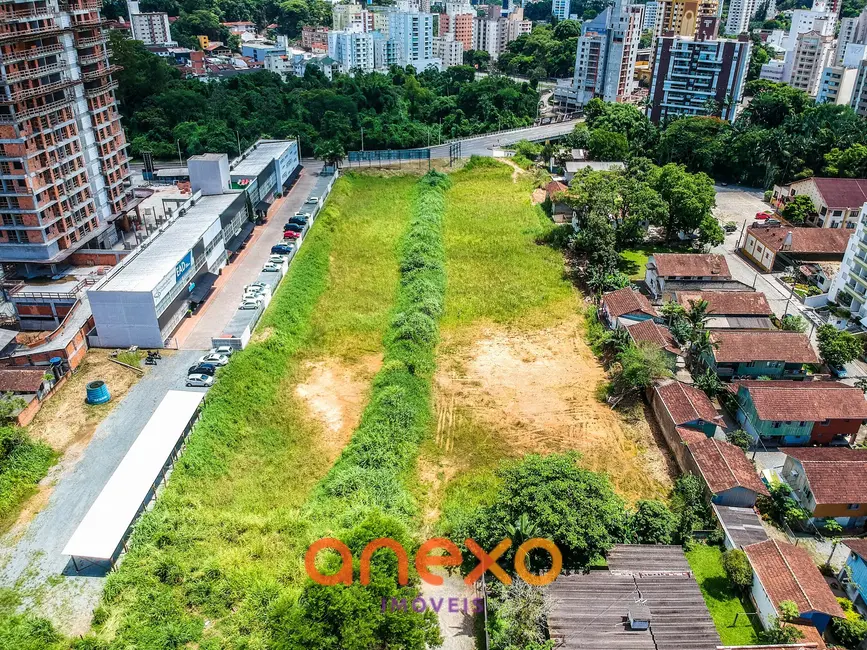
[686,544,761,646]
[620,244,682,280]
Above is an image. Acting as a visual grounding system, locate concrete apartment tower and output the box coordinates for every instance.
[788,30,835,96]
[127,0,175,47]
[0,0,131,275]
[654,0,719,39]
[725,0,757,36]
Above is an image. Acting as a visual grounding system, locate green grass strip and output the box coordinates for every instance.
[0,427,56,527]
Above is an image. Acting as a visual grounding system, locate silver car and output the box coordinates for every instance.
[198,353,229,366]
[186,373,214,388]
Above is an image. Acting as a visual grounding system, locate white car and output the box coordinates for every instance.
[239,300,261,310]
[263,263,281,272]
[209,345,234,357]
[305,196,319,204]
[186,373,214,388]
[268,254,288,264]
[243,288,266,298]
[246,282,267,290]
[198,353,229,366]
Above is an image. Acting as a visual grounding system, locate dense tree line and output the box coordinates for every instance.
[111,33,539,159]
[496,21,581,78]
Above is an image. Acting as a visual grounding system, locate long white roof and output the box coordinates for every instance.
[62,390,205,561]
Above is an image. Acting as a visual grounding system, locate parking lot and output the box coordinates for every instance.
[713,184,771,230]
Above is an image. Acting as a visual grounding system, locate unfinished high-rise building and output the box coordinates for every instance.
[0,0,131,275]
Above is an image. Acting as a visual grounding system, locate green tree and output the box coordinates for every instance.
[831,598,867,648]
[697,215,724,250]
[649,163,716,240]
[672,474,711,541]
[609,342,674,398]
[631,500,679,544]
[722,549,753,590]
[488,580,553,650]
[781,194,815,225]
[451,453,630,573]
[780,314,808,332]
[313,139,346,167]
[817,324,864,367]
[726,429,752,451]
[694,367,724,398]
[824,143,867,177]
[588,130,629,161]
[759,619,804,645]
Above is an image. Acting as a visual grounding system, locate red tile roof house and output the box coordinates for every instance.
[625,319,682,363]
[645,253,732,299]
[675,290,774,330]
[682,432,770,507]
[772,177,867,229]
[543,180,573,224]
[744,538,845,634]
[703,330,819,381]
[741,225,851,273]
[600,287,659,329]
[735,380,867,446]
[649,379,723,468]
[780,448,867,530]
[0,367,56,426]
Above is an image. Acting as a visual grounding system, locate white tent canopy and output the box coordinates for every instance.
[62,390,205,564]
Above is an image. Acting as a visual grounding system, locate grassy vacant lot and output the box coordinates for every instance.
[620,244,682,280]
[687,544,760,646]
[423,160,674,537]
[82,173,418,648]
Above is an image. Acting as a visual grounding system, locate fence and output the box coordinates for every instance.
[439,113,582,146]
[346,148,431,168]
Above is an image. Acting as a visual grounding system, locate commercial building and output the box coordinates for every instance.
[127,0,175,46]
[433,33,464,68]
[567,0,644,107]
[0,0,132,276]
[654,0,719,39]
[817,65,859,104]
[648,19,751,123]
[787,30,835,96]
[229,139,299,215]
[725,0,757,36]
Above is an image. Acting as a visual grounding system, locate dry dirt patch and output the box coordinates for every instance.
[434,317,675,502]
[295,354,381,463]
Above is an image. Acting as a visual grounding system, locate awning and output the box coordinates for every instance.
[256,199,272,213]
[189,272,218,303]
[225,221,255,253]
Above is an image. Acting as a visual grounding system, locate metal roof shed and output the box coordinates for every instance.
[62,390,205,569]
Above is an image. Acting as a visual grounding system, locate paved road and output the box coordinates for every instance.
[177,162,324,349]
[429,119,582,158]
[0,349,202,634]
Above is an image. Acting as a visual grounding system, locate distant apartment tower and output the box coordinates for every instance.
[849,59,867,116]
[127,0,175,46]
[552,0,571,20]
[473,9,531,60]
[643,1,659,31]
[817,65,859,104]
[302,26,330,52]
[570,0,644,106]
[0,0,131,274]
[838,7,867,66]
[788,31,835,96]
[328,30,385,72]
[655,0,719,39]
[332,4,373,31]
[388,11,441,70]
[725,0,756,36]
[439,2,475,51]
[433,33,464,67]
[649,19,751,123]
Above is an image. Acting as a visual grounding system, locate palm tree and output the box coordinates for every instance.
[688,329,718,372]
[685,299,711,331]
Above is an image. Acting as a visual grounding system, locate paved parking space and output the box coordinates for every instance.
[177,162,324,350]
[713,184,770,228]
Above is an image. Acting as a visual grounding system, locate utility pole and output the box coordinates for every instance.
[176,140,183,166]
[361,127,364,152]
[235,131,242,156]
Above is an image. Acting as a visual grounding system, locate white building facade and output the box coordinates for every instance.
[828,203,867,325]
[128,1,176,46]
[725,0,757,36]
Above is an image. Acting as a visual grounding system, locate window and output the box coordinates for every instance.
[799,421,806,426]
[849,504,861,510]
[772,422,782,429]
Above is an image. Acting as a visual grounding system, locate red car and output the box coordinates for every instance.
[283,231,300,240]
[755,211,773,220]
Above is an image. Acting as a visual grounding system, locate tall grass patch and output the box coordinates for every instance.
[0,426,55,527]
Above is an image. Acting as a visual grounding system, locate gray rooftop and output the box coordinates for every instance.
[189,153,225,162]
[230,140,294,178]
[706,316,775,330]
[96,191,243,294]
[713,505,769,549]
[607,544,692,575]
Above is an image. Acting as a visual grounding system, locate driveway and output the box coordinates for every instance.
[0,348,202,635]
[176,162,324,349]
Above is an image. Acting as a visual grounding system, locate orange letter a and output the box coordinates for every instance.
[305,537,353,586]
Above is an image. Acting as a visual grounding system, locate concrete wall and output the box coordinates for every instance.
[89,290,163,348]
[750,569,776,630]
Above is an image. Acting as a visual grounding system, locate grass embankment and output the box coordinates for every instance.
[0,427,55,528]
[60,173,419,648]
[686,544,760,646]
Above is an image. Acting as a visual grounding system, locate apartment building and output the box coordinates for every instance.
[852,58,867,116]
[654,0,718,39]
[301,26,329,52]
[332,4,373,31]
[568,0,644,106]
[127,1,174,47]
[787,30,834,96]
[0,0,131,275]
[472,8,531,60]
[817,65,858,104]
[648,19,751,123]
[552,0,571,21]
[828,203,867,325]
[327,30,387,72]
[725,0,756,36]
[439,2,474,51]
[643,1,659,32]
[433,33,464,68]
[388,11,441,70]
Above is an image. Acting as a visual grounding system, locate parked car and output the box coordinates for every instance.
[830,363,849,378]
[306,196,319,204]
[246,282,267,291]
[198,353,229,366]
[284,223,304,233]
[294,212,310,220]
[244,286,266,298]
[286,217,307,227]
[269,254,288,264]
[271,244,294,254]
[766,218,781,225]
[283,231,300,240]
[210,345,234,357]
[187,373,215,388]
[755,211,774,220]
[189,363,218,376]
[262,263,281,272]
[239,299,261,310]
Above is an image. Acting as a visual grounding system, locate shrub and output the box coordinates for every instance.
[831,598,867,648]
[722,549,752,590]
[725,429,752,451]
[631,499,678,544]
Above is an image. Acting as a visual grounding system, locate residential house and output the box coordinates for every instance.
[781,448,867,528]
[712,504,769,551]
[741,225,851,273]
[645,253,732,299]
[563,160,625,182]
[680,429,770,507]
[0,367,55,426]
[543,180,573,224]
[600,287,659,329]
[771,177,867,229]
[625,319,681,364]
[649,379,724,469]
[204,41,232,56]
[703,330,818,380]
[744,539,845,633]
[736,381,867,445]
[675,290,774,329]
[838,539,867,616]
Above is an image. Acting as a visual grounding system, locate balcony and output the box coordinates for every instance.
[0,42,63,64]
[83,79,117,97]
[63,0,104,12]
[77,49,110,66]
[81,64,120,82]
[70,15,105,29]
[0,5,57,21]
[74,33,106,49]
[0,23,68,43]
[0,96,74,123]
[2,60,66,84]
[1,78,77,103]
